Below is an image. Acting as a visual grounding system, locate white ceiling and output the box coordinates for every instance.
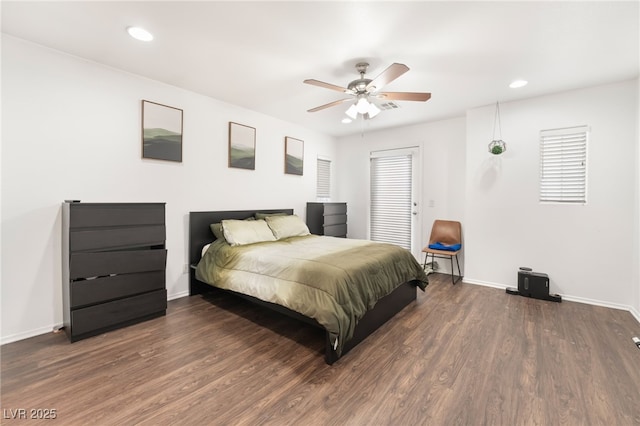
[2,1,639,138]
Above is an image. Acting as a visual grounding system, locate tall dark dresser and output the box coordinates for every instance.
[62,202,167,342]
[306,202,347,238]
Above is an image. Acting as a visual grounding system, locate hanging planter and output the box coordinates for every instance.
[488,139,506,155]
[489,102,507,155]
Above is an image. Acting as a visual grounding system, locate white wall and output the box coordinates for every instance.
[335,116,467,272]
[1,36,338,343]
[634,79,640,320]
[464,79,639,310]
[336,79,639,318]
[3,37,637,344]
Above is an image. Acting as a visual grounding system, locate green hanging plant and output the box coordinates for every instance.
[489,102,507,155]
[489,140,506,155]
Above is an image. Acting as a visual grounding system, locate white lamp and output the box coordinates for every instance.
[345,95,380,120]
[355,97,370,114]
[345,104,358,119]
[367,102,381,118]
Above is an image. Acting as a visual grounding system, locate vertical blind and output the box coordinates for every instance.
[539,125,588,203]
[370,154,412,250]
[316,158,331,199]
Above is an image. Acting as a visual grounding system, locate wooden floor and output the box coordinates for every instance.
[2,274,640,425]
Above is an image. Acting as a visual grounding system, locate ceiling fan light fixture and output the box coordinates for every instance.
[341,117,352,124]
[345,104,358,119]
[355,97,370,114]
[367,102,381,118]
[304,62,431,122]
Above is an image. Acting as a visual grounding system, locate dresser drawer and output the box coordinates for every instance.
[70,204,165,228]
[71,289,167,337]
[324,223,347,237]
[323,214,347,226]
[70,225,165,251]
[70,270,165,308]
[323,203,347,215]
[70,249,166,280]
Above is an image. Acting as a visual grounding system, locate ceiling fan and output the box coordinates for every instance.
[304,62,431,120]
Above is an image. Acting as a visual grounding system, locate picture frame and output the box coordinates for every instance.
[228,122,256,170]
[285,136,304,175]
[142,100,183,162]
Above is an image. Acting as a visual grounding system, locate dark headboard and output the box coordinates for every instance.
[188,209,294,295]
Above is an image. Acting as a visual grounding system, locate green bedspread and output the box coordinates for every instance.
[196,235,428,355]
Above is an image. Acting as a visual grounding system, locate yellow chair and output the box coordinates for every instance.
[422,220,462,284]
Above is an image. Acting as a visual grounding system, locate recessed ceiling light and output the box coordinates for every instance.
[127,27,153,42]
[341,117,352,124]
[509,79,528,89]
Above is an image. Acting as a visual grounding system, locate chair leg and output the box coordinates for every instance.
[452,254,462,285]
[450,256,455,284]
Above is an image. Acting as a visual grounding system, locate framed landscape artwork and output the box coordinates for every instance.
[285,136,303,175]
[228,122,256,170]
[142,100,183,162]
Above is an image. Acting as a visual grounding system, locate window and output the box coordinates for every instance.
[316,158,331,200]
[539,125,588,204]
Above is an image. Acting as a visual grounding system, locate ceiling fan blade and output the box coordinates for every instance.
[376,92,432,102]
[303,79,350,93]
[366,63,409,92]
[307,98,352,113]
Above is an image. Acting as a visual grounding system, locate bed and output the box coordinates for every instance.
[188,209,428,364]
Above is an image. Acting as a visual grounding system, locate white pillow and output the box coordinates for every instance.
[265,214,310,240]
[221,219,276,246]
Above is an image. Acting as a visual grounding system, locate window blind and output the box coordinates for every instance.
[316,158,331,199]
[370,154,412,250]
[539,126,588,204]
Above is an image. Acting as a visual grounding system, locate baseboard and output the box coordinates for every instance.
[560,294,634,312]
[2,290,191,346]
[168,290,189,301]
[1,324,63,346]
[464,277,640,325]
[461,278,505,290]
[4,283,637,345]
